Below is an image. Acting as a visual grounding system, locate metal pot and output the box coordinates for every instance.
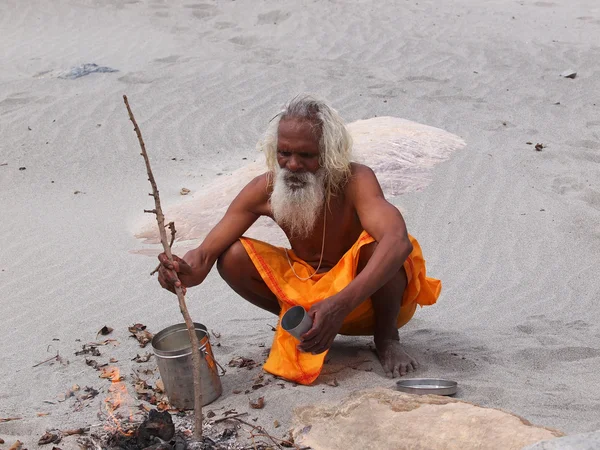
[152,322,223,409]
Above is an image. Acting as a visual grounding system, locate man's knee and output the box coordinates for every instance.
[217,240,249,281]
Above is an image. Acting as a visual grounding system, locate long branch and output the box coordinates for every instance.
[123,95,203,439]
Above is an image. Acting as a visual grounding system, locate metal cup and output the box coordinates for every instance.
[281,306,313,340]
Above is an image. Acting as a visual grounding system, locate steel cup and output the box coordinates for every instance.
[281,305,313,340]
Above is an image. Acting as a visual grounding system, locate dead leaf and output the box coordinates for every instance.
[228,356,257,369]
[37,412,50,417]
[535,143,545,151]
[249,397,265,409]
[223,409,238,416]
[251,384,265,390]
[132,353,153,363]
[85,359,107,370]
[156,400,171,411]
[99,368,123,381]
[58,385,80,402]
[326,378,339,387]
[0,418,22,423]
[75,344,101,357]
[274,420,280,428]
[39,431,61,445]
[80,386,99,400]
[52,447,63,450]
[180,188,191,195]
[128,324,153,348]
[9,440,23,450]
[156,379,165,393]
[97,326,113,337]
[210,329,221,338]
[109,358,118,363]
[206,411,216,418]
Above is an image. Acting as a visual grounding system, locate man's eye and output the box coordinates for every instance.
[300,153,316,158]
[278,150,291,157]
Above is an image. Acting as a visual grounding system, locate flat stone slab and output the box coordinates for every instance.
[291,388,564,450]
[523,431,600,449]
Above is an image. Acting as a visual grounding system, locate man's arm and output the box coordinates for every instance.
[158,174,270,292]
[338,164,413,310]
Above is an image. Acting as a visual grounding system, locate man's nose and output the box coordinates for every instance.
[286,155,303,172]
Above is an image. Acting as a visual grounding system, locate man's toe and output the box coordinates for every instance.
[392,365,401,378]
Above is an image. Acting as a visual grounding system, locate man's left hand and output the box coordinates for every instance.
[298,296,350,355]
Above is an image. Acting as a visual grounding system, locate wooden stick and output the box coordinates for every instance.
[123,95,203,439]
[150,222,176,275]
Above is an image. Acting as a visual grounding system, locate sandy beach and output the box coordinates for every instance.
[1,0,600,447]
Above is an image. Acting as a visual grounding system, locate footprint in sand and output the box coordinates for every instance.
[551,176,587,196]
[257,10,291,25]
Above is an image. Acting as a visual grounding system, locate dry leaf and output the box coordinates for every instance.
[156,400,171,411]
[128,324,153,348]
[52,447,63,450]
[97,326,113,337]
[58,385,80,402]
[9,440,23,450]
[99,368,122,381]
[0,417,22,423]
[109,358,118,363]
[228,356,257,369]
[249,397,265,409]
[180,188,191,195]
[37,412,50,417]
[75,344,101,357]
[274,420,280,428]
[80,386,99,400]
[132,353,153,363]
[210,329,221,338]
[535,143,545,151]
[326,378,339,387]
[39,430,61,445]
[206,411,216,418]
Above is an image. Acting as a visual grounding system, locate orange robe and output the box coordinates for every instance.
[239,231,441,385]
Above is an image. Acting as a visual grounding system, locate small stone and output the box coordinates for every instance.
[560,70,577,79]
[526,142,533,145]
[19,167,26,170]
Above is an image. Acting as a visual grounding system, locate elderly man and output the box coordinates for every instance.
[158,95,441,384]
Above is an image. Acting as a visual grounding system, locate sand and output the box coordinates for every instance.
[1,0,600,447]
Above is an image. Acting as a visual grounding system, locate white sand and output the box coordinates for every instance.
[1,0,600,447]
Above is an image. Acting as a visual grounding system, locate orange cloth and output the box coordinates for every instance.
[239,231,441,385]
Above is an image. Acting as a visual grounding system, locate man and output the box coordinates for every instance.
[158,95,441,385]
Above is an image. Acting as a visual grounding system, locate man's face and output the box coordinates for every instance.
[271,118,326,238]
[276,118,321,184]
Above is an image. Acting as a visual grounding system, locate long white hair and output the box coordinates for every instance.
[257,94,353,195]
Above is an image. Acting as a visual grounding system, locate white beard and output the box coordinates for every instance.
[270,168,326,239]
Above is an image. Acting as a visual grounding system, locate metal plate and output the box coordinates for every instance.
[396,378,458,396]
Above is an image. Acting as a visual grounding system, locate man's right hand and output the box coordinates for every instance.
[157,253,195,294]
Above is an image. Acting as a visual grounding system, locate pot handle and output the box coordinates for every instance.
[204,350,227,376]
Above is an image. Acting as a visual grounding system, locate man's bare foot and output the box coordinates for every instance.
[375,338,419,378]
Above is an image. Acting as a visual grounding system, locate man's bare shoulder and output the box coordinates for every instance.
[346,162,380,190]
[235,172,272,215]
